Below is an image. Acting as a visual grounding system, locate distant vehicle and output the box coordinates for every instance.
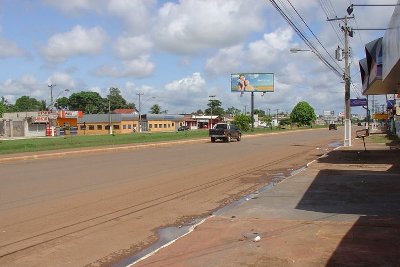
[329,123,337,130]
[209,123,241,142]
[177,126,190,131]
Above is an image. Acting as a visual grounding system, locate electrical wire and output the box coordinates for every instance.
[286,0,344,73]
[270,0,343,78]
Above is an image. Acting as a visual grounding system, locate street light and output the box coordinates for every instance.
[290,48,312,53]
[347,3,399,15]
[136,93,156,132]
[209,95,216,129]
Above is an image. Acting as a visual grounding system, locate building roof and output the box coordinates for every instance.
[77,113,185,123]
[112,108,137,114]
[78,114,122,123]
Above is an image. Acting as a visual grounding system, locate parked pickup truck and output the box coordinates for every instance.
[209,123,241,143]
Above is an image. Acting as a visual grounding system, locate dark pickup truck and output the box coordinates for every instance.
[209,123,241,143]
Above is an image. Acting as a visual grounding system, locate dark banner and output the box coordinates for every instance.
[350,98,367,107]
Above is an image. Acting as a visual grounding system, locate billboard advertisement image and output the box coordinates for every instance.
[231,73,274,93]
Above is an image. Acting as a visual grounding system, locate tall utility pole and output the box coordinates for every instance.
[276,109,279,126]
[136,92,144,132]
[48,84,56,109]
[108,97,112,135]
[209,95,216,129]
[251,92,255,130]
[328,15,353,147]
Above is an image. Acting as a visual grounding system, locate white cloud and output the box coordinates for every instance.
[165,72,205,93]
[153,0,265,54]
[41,25,108,63]
[158,72,207,112]
[94,55,155,78]
[47,72,76,90]
[107,0,157,33]
[248,27,294,66]
[205,45,245,75]
[43,0,108,13]
[0,38,26,58]
[113,34,153,59]
[0,75,47,103]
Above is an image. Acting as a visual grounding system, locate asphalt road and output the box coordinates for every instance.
[0,128,343,266]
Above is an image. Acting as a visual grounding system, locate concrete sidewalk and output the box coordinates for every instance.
[134,137,400,267]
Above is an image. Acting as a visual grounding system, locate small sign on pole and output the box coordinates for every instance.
[350,98,367,107]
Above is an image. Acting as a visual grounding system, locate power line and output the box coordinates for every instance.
[269,0,343,78]
[319,0,345,46]
[286,0,344,73]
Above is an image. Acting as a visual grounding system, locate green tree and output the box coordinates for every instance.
[68,91,106,114]
[290,101,316,126]
[1,96,14,113]
[279,117,292,127]
[253,109,266,116]
[150,104,161,114]
[55,97,70,109]
[107,87,133,111]
[225,106,241,116]
[233,114,252,132]
[205,99,225,117]
[13,96,44,112]
[192,109,203,115]
[0,97,6,116]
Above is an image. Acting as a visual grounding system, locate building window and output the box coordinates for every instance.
[97,125,102,130]
[80,125,85,130]
[163,124,167,128]
[113,125,120,130]
[128,124,132,129]
[149,124,152,128]
[89,125,94,130]
[105,125,110,130]
[133,124,137,128]
[123,125,126,129]
[168,124,170,128]
[154,124,158,128]
[159,124,162,128]
[172,123,175,127]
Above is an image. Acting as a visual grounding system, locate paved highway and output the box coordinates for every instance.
[0,128,342,266]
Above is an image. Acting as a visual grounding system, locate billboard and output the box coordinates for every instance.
[324,110,334,116]
[231,73,274,93]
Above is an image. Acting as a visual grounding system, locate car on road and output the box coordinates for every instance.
[177,125,190,131]
[209,123,241,142]
[329,123,337,130]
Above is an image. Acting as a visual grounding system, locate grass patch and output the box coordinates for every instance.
[0,130,209,155]
[368,134,400,144]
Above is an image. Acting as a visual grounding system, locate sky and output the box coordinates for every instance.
[0,0,396,116]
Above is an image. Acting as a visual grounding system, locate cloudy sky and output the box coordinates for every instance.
[0,0,395,116]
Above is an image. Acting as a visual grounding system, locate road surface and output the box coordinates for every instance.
[0,128,342,266]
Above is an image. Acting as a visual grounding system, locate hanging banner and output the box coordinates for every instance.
[350,98,367,107]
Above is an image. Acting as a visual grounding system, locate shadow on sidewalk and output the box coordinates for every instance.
[295,148,400,266]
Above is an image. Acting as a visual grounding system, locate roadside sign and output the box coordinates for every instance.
[350,98,367,107]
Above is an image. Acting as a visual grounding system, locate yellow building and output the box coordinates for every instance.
[77,114,185,135]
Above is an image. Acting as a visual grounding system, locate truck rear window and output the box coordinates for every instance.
[215,124,227,129]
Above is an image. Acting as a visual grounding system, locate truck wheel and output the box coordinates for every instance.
[211,137,216,142]
[226,136,231,142]
[237,134,241,141]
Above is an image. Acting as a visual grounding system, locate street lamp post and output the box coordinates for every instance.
[48,84,56,110]
[290,44,352,146]
[136,93,144,132]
